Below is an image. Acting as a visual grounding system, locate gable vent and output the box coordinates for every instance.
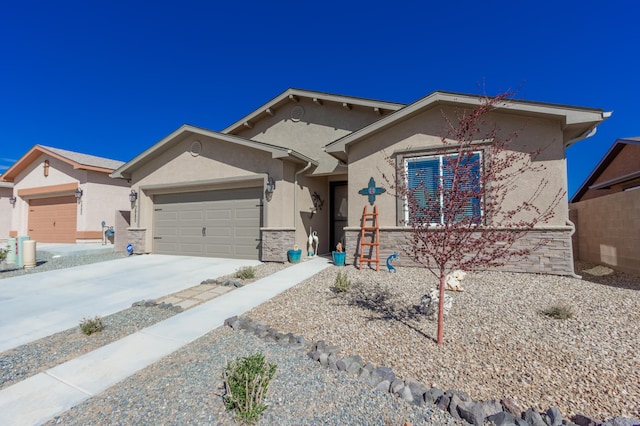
[291,105,305,122]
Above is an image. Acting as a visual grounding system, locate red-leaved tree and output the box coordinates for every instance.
[383,92,564,344]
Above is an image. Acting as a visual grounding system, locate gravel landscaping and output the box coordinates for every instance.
[0,250,128,279]
[2,253,639,424]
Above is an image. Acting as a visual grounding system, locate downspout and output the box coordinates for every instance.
[294,162,313,246]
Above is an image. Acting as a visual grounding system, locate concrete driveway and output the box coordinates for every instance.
[0,254,260,353]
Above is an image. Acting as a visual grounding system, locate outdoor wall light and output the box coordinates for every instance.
[129,189,138,203]
[74,188,83,199]
[9,196,16,205]
[266,177,276,194]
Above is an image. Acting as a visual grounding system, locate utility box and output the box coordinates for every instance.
[6,237,16,264]
[23,240,36,269]
[16,236,30,268]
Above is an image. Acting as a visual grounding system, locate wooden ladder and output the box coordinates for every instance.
[359,205,380,271]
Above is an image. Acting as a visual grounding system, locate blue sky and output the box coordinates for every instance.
[1,1,638,198]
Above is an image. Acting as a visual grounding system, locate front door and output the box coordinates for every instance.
[330,181,348,251]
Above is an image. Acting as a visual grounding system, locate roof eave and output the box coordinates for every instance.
[111,125,318,180]
[325,91,610,156]
[221,88,405,135]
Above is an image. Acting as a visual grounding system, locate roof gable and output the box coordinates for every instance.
[571,137,640,202]
[222,88,405,136]
[325,91,610,162]
[0,145,124,183]
[111,124,317,180]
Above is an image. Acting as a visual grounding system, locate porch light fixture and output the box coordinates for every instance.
[266,176,276,194]
[129,189,138,203]
[74,188,83,199]
[9,196,16,205]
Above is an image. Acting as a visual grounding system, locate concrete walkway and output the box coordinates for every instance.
[0,256,331,426]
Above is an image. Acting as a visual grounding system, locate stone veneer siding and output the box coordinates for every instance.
[345,227,574,275]
[127,228,147,254]
[260,228,295,263]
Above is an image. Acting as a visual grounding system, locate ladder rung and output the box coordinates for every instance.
[361,242,379,246]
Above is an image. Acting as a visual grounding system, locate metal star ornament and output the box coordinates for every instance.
[358,177,386,205]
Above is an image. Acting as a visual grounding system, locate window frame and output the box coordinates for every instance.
[402,150,484,226]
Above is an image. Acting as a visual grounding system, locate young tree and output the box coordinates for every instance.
[384,92,563,344]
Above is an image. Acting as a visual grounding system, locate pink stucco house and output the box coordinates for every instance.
[0,145,131,243]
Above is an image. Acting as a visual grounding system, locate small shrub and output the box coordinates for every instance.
[0,245,8,261]
[235,266,256,280]
[79,316,105,335]
[334,271,351,293]
[223,353,276,425]
[542,303,574,320]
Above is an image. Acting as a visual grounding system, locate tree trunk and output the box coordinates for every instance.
[437,272,446,344]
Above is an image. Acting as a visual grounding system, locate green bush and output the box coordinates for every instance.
[235,266,257,280]
[223,353,276,425]
[79,316,105,335]
[542,303,574,320]
[0,247,7,262]
[334,271,351,293]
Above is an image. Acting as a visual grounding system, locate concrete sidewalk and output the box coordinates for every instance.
[0,256,331,426]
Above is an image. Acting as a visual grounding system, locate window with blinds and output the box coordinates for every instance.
[404,152,482,225]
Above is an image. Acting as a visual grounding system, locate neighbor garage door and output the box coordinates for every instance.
[153,188,262,259]
[28,195,78,243]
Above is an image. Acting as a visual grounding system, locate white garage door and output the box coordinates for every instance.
[153,188,262,259]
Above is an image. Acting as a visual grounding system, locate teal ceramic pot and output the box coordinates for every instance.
[332,251,346,266]
[287,249,302,263]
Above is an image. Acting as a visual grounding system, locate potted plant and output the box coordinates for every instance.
[287,244,302,264]
[332,242,346,266]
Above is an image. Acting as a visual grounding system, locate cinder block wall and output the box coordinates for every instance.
[570,190,640,276]
[345,227,574,275]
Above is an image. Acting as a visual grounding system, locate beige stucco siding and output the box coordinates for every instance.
[130,134,293,253]
[234,97,386,175]
[347,108,568,229]
[0,186,12,239]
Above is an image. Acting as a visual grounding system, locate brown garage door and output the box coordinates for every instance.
[153,188,262,260]
[29,196,78,243]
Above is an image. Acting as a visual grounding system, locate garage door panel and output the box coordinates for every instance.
[28,195,77,243]
[154,188,261,259]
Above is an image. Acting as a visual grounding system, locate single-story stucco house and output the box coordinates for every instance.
[0,145,131,243]
[111,88,610,275]
[570,137,640,275]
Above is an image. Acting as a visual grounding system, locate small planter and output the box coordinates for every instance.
[287,249,302,264]
[332,251,346,266]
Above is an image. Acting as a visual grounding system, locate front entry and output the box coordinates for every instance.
[330,181,348,251]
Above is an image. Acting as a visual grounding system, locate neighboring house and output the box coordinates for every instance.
[0,145,131,243]
[569,137,640,275]
[111,88,609,275]
[0,179,14,241]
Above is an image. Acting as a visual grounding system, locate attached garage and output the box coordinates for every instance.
[28,195,78,243]
[153,187,262,259]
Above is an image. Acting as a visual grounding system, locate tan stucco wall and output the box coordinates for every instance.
[234,97,385,175]
[347,107,568,229]
[10,154,130,241]
[129,134,293,253]
[571,190,640,275]
[0,186,12,240]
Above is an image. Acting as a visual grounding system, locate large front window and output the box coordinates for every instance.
[404,151,482,225]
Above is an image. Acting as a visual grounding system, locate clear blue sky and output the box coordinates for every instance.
[1,1,638,198]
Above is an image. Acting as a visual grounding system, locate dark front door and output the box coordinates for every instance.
[330,181,348,251]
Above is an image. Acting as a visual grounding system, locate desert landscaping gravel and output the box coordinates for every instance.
[248,261,640,421]
[2,255,639,424]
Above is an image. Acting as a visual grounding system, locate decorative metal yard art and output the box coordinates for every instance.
[386,252,399,273]
[358,177,386,206]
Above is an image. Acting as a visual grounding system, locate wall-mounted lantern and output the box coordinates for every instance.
[74,188,83,199]
[129,189,138,203]
[9,196,17,205]
[266,177,276,194]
